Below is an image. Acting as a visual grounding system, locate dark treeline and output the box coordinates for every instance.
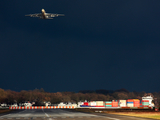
[0,88,160,105]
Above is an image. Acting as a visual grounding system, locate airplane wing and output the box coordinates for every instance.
[25,13,42,17]
[45,13,65,18]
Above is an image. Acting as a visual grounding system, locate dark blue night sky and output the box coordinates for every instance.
[1,0,160,93]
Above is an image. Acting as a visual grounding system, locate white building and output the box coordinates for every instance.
[1,103,7,107]
[44,101,51,106]
[11,103,18,107]
[142,95,154,107]
[58,102,66,106]
[77,101,84,107]
[24,102,32,107]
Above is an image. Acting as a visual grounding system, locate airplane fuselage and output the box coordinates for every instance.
[25,9,64,19]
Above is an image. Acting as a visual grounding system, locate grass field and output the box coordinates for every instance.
[0,109,13,114]
[109,112,160,119]
[74,108,160,119]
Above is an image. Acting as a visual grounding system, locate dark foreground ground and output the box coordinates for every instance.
[0,109,157,120]
[74,108,158,112]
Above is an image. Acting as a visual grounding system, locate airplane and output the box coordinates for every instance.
[25,9,64,19]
